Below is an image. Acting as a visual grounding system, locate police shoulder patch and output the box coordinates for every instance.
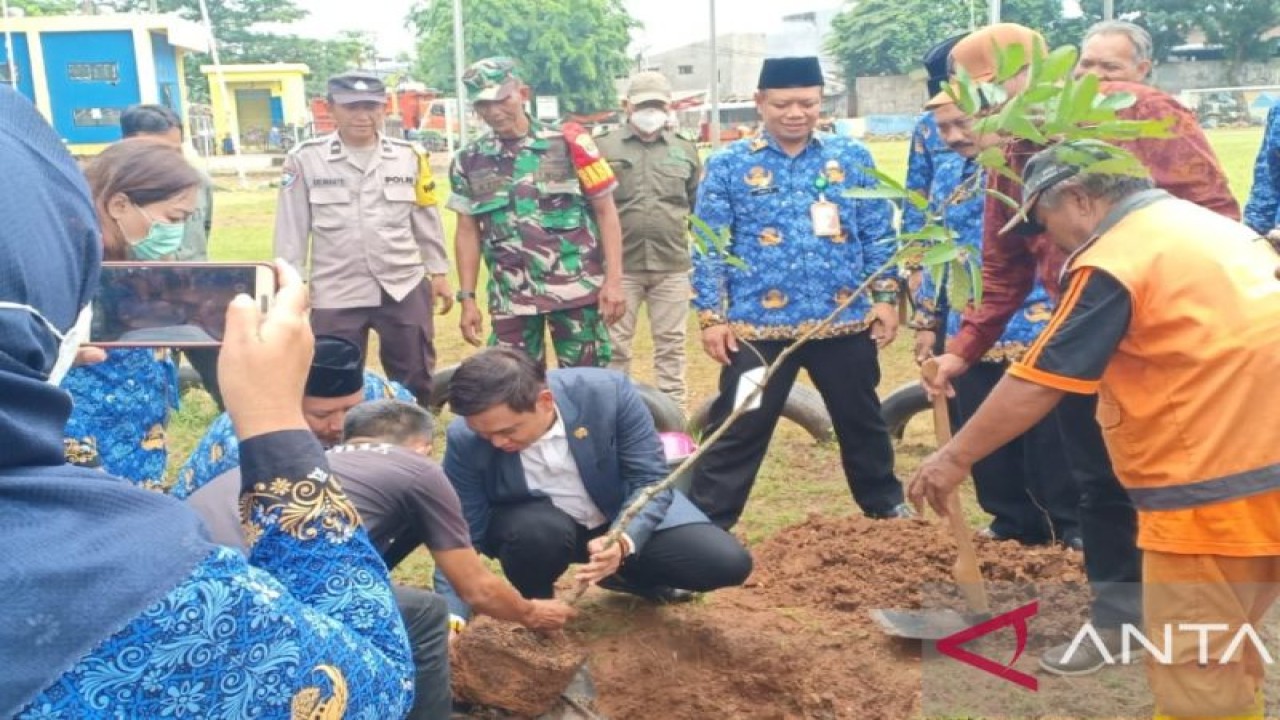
[281,169,297,189]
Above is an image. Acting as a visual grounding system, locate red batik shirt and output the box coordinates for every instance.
[948,81,1241,364]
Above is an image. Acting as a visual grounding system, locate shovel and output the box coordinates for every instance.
[869,358,990,640]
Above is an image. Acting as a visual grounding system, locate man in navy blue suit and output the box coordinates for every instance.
[442,347,752,613]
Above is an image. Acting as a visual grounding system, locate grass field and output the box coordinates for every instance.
[175,127,1265,587]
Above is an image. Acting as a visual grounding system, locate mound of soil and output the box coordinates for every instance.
[584,513,1089,720]
[453,618,588,717]
[460,512,1090,719]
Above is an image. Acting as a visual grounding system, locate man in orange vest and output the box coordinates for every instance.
[909,140,1280,719]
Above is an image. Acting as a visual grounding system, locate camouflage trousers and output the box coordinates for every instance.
[489,305,612,367]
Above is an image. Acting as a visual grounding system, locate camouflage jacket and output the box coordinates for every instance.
[447,118,617,316]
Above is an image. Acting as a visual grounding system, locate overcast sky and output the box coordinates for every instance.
[286,0,845,57]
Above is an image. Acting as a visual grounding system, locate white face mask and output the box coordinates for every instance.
[0,302,93,386]
[630,108,668,135]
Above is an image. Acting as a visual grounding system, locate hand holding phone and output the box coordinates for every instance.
[219,260,312,440]
[91,262,276,347]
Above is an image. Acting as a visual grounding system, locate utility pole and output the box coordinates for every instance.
[2,0,17,90]
[198,0,246,188]
[1103,0,1114,20]
[452,0,468,147]
[709,0,720,149]
[989,0,1000,24]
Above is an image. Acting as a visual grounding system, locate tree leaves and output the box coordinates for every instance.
[409,0,636,114]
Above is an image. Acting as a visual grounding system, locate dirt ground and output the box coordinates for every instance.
[460,512,1095,720]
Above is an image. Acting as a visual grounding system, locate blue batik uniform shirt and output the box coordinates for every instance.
[906,137,1054,363]
[62,348,179,490]
[903,113,949,237]
[692,131,900,340]
[1245,103,1280,235]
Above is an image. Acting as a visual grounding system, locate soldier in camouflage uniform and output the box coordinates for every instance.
[448,57,625,367]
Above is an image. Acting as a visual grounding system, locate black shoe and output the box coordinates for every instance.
[598,575,696,604]
[866,503,916,520]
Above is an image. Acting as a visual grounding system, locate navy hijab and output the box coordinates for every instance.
[0,86,213,716]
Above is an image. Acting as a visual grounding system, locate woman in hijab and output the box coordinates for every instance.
[61,139,196,488]
[0,86,414,718]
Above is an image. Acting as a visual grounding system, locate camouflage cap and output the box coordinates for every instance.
[463,57,521,102]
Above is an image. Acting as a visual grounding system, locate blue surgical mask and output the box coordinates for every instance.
[127,204,185,260]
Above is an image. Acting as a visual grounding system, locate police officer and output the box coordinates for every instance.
[275,72,451,406]
[448,57,625,368]
[596,71,701,407]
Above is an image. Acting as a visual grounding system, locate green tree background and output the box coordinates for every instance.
[826,0,1280,81]
[408,0,637,113]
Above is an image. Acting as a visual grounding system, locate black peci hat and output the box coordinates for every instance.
[758,57,825,90]
[305,335,365,398]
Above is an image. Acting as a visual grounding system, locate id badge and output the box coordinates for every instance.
[811,196,841,237]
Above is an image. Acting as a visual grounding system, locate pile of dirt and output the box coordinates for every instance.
[461,512,1091,719]
[747,513,1090,644]
[453,618,588,716]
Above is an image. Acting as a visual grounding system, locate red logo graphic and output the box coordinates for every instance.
[936,601,1039,691]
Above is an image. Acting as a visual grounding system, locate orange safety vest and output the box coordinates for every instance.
[1071,194,1280,556]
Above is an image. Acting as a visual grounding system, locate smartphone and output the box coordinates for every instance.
[91,262,276,347]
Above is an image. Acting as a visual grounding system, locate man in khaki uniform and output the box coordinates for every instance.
[275,72,451,406]
[596,71,701,407]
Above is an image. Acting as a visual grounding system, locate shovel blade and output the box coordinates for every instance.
[869,608,987,641]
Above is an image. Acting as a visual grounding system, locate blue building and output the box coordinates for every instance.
[0,13,206,154]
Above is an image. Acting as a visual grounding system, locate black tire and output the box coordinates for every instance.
[880,380,930,440]
[177,362,201,393]
[428,364,458,413]
[687,383,834,443]
[632,382,686,433]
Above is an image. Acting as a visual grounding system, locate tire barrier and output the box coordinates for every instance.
[879,380,931,440]
[687,383,834,443]
[631,381,686,433]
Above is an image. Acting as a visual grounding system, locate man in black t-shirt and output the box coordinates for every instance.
[189,399,574,720]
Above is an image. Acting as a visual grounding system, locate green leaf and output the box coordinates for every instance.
[1071,72,1101,121]
[996,40,1026,82]
[1040,45,1078,84]
[945,257,973,309]
[975,146,1007,171]
[1095,91,1137,111]
[1001,107,1048,144]
[922,243,960,265]
[905,189,930,211]
[855,165,910,195]
[844,187,910,200]
[967,255,983,306]
[900,224,954,242]
[1020,85,1059,104]
[985,188,1022,211]
[954,64,981,116]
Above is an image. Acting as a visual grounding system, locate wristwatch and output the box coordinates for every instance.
[455,290,477,302]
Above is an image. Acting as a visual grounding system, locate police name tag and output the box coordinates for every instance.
[810,196,841,237]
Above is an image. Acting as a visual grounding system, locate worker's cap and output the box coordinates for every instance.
[925,23,1046,109]
[327,72,386,105]
[626,71,673,105]
[922,34,969,98]
[1000,140,1133,236]
[463,57,522,103]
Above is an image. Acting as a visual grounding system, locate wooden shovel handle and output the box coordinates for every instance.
[920,359,990,614]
